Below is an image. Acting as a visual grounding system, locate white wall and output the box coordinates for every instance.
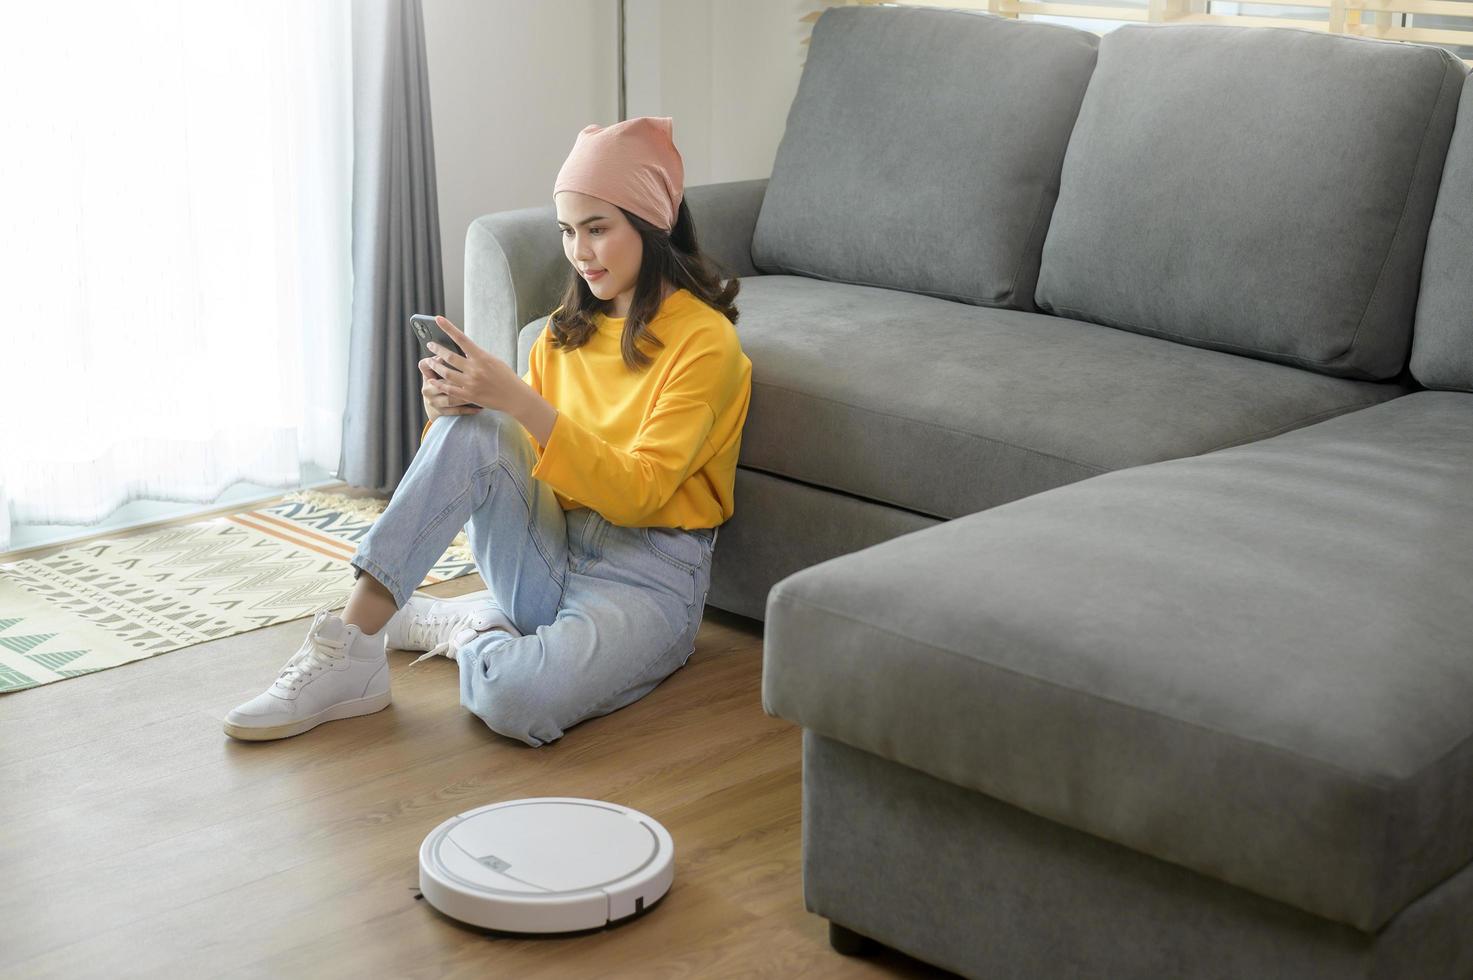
[421,0,814,330]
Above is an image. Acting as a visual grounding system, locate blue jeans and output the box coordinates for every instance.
[349,410,718,747]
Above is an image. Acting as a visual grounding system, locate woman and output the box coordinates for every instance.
[225,116,753,747]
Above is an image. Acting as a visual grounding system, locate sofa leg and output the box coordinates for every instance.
[828,920,880,956]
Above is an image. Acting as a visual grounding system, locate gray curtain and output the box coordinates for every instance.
[339,0,444,493]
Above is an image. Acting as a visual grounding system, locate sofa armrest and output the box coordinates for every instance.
[464,177,768,370]
[684,177,768,280]
[464,205,566,369]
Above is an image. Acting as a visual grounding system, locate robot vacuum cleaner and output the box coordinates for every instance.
[418,797,675,934]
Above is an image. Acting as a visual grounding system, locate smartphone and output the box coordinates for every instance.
[411,314,478,409]
[410,314,466,360]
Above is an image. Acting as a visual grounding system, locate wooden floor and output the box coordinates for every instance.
[0,574,954,978]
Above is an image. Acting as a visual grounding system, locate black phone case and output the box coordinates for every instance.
[409,314,466,360]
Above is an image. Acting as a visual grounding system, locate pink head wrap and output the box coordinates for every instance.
[554,116,685,233]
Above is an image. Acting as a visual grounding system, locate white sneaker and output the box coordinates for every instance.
[223,608,391,741]
[384,589,522,665]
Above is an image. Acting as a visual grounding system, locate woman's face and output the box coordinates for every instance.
[556,191,643,318]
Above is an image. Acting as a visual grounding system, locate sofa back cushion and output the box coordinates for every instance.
[1034,24,1467,381]
[1413,72,1473,392]
[750,5,1099,312]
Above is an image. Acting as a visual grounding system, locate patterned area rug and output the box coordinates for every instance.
[0,489,479,694]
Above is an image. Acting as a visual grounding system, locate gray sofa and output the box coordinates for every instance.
[467,5,1473,977]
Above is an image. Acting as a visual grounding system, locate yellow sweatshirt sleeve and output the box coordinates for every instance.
[529,343,733,526]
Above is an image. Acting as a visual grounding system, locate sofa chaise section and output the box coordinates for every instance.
[765,391,1473,944]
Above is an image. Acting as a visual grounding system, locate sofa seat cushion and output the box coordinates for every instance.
[1035,24,1467,380]
[763,391,1473,934]
[730,275,1405,517]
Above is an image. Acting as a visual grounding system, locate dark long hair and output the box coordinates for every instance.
[548,198,740,372]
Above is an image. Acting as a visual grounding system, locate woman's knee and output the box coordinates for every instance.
[445,408,524,443]
[459,660,563,747]
[443,410,535,471]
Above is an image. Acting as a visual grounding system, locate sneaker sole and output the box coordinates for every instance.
[222,688,392,742]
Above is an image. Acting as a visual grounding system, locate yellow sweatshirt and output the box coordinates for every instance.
[420,287,751,530]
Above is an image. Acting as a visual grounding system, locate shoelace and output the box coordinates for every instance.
[410,615,484,666]
[275,609,349,692]
[410,636,463,666]
[405,611,462,655]
[407,608,509,667]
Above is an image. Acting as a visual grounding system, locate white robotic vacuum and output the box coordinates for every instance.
[418,797,675,934]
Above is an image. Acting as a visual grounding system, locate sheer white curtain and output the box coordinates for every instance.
[0,0,355,552]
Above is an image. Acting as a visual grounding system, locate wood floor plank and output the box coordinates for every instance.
[0,589,952,978]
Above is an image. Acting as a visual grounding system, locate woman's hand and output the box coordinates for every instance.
[423,316,526,415]
[420,353,482,421]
